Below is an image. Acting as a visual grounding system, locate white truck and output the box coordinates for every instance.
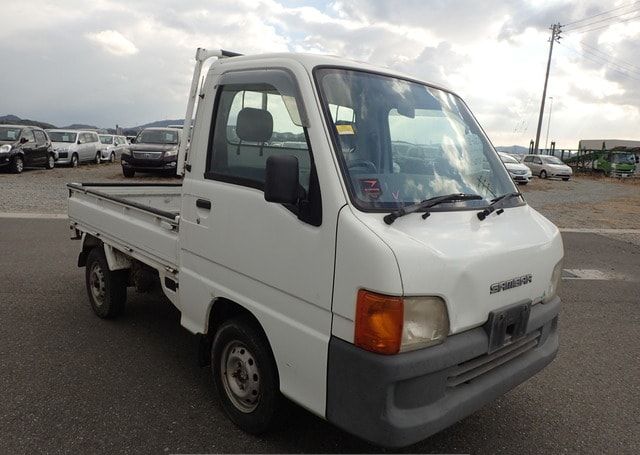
[67,48,562,448]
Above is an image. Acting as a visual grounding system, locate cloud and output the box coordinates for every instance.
[87,30,139,56]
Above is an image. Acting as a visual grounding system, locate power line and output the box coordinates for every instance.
[564,6,640,31]
[562,37,640,76]
[563,1,640,27]
[578,40,640,73]
[559,41,640,82]
[574,11,640,33]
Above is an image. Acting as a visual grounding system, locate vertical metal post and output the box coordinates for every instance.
[534,24,561,154]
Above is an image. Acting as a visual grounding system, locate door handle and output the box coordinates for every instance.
[196,198,211,210]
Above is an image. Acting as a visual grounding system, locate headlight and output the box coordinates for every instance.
[165,148,178,157]
[354,290,449,355]
[0,144,11,153]
[543,259,563,303]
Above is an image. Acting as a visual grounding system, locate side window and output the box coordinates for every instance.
[206,84,311,192]
[91,133,99,143]
[523,156,532,163]
[535,157,542,164]
[34,130,47,144]
[21,129,35,142]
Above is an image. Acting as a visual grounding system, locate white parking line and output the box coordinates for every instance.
[560,228,640,234]
[563,269,635,281]
[0,213,68,219]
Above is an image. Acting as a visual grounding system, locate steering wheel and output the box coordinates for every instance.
[347,159,377,173]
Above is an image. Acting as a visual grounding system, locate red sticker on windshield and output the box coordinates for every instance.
[359,178,382,199]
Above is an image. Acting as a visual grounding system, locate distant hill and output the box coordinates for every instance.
[0,114,55,130]
[496,145,529,155]
[59,123,100,130]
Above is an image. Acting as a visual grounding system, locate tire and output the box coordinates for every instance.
[518,181,528,185]
[212,317,281,435]
[71,154,79,168]
[10,155,24,174]
[109,152,116,163]
[95,152,101,164]
[46,154,55,170]
[562,177,570,181]
[84,247,127,319]
[122,167,135,178]
[540,170,547,179]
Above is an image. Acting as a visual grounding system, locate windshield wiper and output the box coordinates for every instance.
[477,192,523,221]
[384,193,483,225]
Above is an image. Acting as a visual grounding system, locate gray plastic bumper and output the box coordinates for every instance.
[326,297,560,448]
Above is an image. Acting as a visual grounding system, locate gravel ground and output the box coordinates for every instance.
[0,163,173,214]
[1,165,639,234]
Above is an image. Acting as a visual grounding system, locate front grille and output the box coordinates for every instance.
[447,330,541,387]
[133,151,162,160]
[512,170,526,175]
[58,151,68,158]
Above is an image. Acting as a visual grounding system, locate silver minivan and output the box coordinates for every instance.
[98,134,130,162]
[523,154,573,180]
[47,130,104,167]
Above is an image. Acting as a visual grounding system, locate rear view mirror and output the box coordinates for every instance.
[264,155,299,205]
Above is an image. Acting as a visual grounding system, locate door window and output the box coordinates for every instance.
[206,84,312,192]
[34,130,47,145]
[21,129,35,143]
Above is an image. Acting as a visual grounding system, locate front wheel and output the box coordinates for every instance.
[122,167,135,178]
[85,247,127,318]
[518,181,528,185]
[540,170,547,179]
[109,152,116,163]
[10,156,24,174]
[212,317,282,435]
[562,177,570,181]
[71,154,79,168]
[46,154,55,169]
[95,152,101,164]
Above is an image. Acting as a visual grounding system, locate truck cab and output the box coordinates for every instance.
[68,50,562,448]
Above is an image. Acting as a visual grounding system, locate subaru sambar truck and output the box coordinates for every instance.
[66,48,562,448]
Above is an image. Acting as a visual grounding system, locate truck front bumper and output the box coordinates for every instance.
[326,297,560,448]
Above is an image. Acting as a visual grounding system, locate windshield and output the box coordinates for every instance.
[99,135,114,144]
[316,68,516,210]
[542,156,564,165]
[0,126,23,142]
[612,152,636,164]
[500,154,519,164]
[48,131,77,143]
[137,129,179,145]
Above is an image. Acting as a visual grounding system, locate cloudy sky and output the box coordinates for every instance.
[1,0,639,148]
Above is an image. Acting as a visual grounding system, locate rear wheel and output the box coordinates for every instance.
[122,167,135,178]
[10,156,24,174]
[540,170,547,179]
[46,154,55,169]
[212,317,281,435]
[85,247,127,318]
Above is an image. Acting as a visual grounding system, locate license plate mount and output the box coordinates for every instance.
[484,301,531,354]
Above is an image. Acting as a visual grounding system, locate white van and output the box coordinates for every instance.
[47,130,104,166]
[67,49,562,448]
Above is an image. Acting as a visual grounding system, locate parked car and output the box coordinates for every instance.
[47,130,104,167]
[121,127,182,177]
[66,49,562,448]
[98,134,130,163]
[523,154,573,180]
[0,124,55,173]
[499,152,532,185]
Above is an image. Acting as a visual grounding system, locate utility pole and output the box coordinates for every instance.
[534,23,562,154]
[544,96,554,150]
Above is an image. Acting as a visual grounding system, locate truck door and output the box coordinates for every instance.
[179,69,335,416]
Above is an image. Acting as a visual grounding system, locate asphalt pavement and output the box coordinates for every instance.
[1,219,639,454]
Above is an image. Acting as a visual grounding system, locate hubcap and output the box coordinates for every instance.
[48,156,54,167]
[89,262,106,307]
[16,159,23,172]
[72,156,78,167]
[220,341,261,413]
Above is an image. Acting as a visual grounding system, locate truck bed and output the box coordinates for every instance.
[67,182,182,271]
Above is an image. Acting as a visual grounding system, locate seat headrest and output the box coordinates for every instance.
[236,107,273,143]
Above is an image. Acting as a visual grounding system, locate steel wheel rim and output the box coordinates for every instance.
[48,156,54,168]
[220,340,261,413]
[96,153,100,164]
[16,158,23,172]
[72,156,78,167]
[89,262,106,307]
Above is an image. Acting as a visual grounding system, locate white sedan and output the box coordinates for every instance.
[499,152,532,185]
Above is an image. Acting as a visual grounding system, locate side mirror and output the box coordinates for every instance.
[264,155,299,204]
[19,137,28,144]
[130,138,136,143]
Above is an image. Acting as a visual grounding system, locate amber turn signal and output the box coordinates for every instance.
[354,289,404,355]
